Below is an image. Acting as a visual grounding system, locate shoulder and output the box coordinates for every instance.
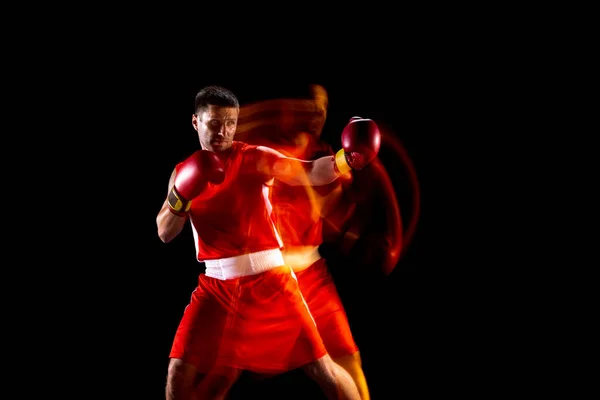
[232,140,258,153]
[235,141,285,158]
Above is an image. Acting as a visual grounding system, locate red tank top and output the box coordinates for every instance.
[269,140,337,247]
[176,141,283,261]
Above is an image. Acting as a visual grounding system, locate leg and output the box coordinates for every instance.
[168,279,232,399]
[301,354,361,400]
[166,358,199,400]
[295,261,368,399]
[333,352,370,400]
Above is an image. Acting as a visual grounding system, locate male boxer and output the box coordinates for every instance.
[156,85,380,400]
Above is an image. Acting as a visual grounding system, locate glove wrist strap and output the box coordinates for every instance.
[167,187,192,216]
[334,149,352,175]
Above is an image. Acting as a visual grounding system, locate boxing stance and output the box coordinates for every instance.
[156,85,380,400]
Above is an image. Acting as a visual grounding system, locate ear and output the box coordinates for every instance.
[192,114,199,131]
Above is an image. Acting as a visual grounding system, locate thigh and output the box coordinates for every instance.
[169,285,229,373]
[166,358,200,398]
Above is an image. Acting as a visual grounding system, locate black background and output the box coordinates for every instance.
[17,10,531,397]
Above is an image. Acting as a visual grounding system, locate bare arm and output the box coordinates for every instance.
[252,145,340,186]
[156,168,188,243]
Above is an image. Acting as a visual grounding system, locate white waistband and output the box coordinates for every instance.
[282,246,321,271]
[204,248,285,280]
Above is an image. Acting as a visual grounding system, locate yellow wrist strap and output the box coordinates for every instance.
[334,149,352,175]
[168,188,192,213]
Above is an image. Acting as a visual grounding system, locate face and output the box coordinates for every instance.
[192,105,239,152]
[308,84,328,137]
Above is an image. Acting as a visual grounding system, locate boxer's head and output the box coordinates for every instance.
[192,85,240,152]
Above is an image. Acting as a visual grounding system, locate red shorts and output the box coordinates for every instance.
[295,258,359,358]
[169,266,327,374]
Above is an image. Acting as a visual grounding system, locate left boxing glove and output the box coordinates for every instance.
[168,150,225,216]
[334,117,381,175]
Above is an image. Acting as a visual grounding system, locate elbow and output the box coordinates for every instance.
[157,222,180,243]
[158,229,173,243]
[156,217,175,243]
[156,206,186,243]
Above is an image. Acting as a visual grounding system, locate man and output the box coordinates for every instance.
[236,84,371,399]
[156,85,381,400]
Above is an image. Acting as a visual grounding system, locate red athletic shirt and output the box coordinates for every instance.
[175,141,283,261]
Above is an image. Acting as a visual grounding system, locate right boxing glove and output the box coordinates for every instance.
[167,150,225,216]
[334,117,381,175]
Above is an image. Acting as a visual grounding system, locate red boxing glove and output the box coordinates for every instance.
[334,117,381,175]
[168,150,225,216]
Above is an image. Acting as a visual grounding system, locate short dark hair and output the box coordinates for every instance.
[194,85,239,115]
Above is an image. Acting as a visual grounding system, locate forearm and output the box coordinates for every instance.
[156,199,187,243]
[309,155,340,185]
